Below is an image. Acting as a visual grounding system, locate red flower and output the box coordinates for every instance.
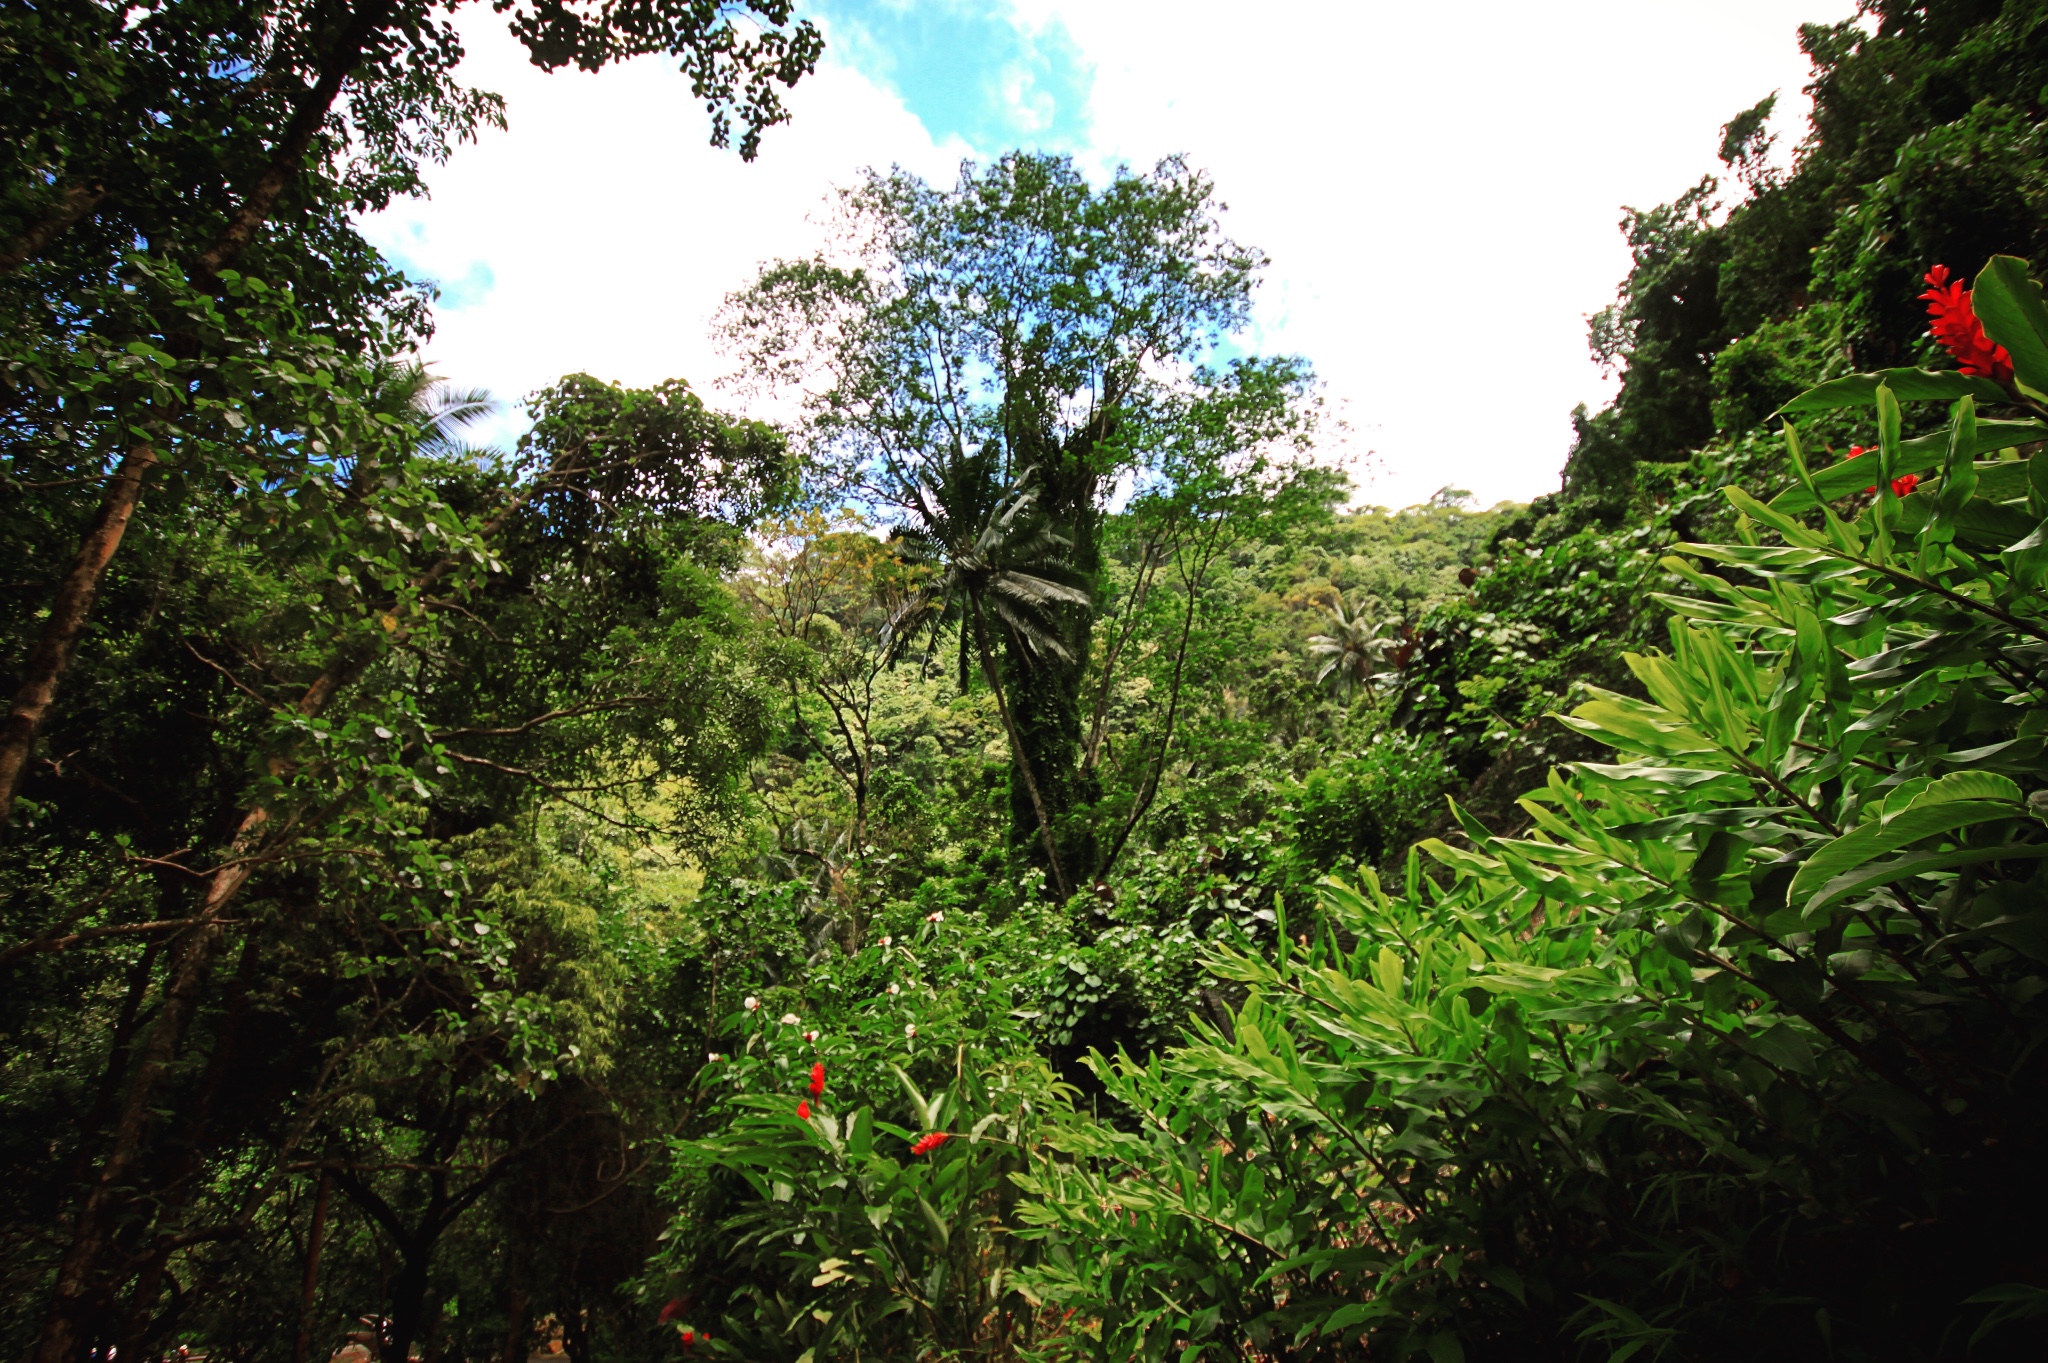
[809,1062,825,1098]
[911,1131,951,1155]
[680,1329,695,1348]
[658,1299,685,1324]
[1845,444,1880,495]
[1921,265,2013,384]
[797,1099,812,1120]
[1843,446,1920,497]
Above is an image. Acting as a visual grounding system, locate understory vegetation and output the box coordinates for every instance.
[9,1,2048,1360]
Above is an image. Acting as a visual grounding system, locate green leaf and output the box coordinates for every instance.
[1775,368,2007,415]
[1722,486,1826,547]
[1571,763,1750,792]
[1768,420,2048,514]
[1321,1301,1386,1332]
[1789,794,2024,911]
[916,1194,950,1248]
[1964,1282,2048,1348]
[848,1105,874,1161]
[1749,1022,1817,1074]
[1969,255,2048,397]
[2001,517,2048,590]
[1911,772,2023,806]
[1803,842,2048,919]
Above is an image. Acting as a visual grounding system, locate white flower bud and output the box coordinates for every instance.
[743,997,760,1011]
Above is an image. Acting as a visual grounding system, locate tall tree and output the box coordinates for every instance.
[722,152,1310,882]
[3,370,787,1358]
[0,0,822,827]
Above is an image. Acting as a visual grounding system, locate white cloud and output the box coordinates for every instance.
[368,1,1853,506]
[361,10,972,450]
[1026,0,1852,506]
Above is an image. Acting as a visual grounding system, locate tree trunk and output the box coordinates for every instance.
[970,589,1069,898]
[293,1171,334,1363]
[1,0,399,829]
[0,443,159,826]
[1001,449,1100,886]
[32,407,586,1359]
[0,181,105,273]
[381,1247,433,1363]
[32,420,594,1351]
[31,913,231,1363]
[501,1283,530,1363]
[193,0,399,282]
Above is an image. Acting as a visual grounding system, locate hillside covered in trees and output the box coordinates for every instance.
[9,1,2048,1359]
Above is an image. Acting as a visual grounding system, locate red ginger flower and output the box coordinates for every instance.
[658,1299,685,1324]
[1922,265,2013,384]
[809,1062,825,1098]
[911,1131,951,1155]
[1843,446,1920,496]
[1846,444,1878,495]
[797,1099,812,1120]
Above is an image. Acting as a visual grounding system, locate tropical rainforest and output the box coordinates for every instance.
[8,1,2048,1360]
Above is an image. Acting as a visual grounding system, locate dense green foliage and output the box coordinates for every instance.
[12,2,2048,1361]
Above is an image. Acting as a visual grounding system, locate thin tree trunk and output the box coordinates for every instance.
[501,1282,530,1363]
[1081,536,1164,773]
[293,1171,334,1363]
[968,588,1069,898]
[0,444,159,826]
[111,932,262,1358]
[2,0,397,828]
[380,1247,433,1363]
[1096,539,1210,881]
[33,437,588,1359]
[30,669,343,1361]
[114,1253,172,1361]
[194,0,398,281]
[32,916,232,1361]
[0,181,105,273]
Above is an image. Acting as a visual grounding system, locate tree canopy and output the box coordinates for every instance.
[13,2,2048,1360]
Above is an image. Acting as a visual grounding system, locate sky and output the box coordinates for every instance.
[362,0,1860,509]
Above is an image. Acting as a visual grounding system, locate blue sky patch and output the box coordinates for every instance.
[433,260,497,311]
[812,0,1093,154]
[381,233,496,312]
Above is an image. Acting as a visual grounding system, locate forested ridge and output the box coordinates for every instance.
[10,1,2048,1359]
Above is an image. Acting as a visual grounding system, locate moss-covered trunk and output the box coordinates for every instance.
[1001,438,1101,889]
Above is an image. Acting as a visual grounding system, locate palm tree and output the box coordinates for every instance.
[371,359,497,457]
[1308,594,1396,702]
[884,454,1088,897]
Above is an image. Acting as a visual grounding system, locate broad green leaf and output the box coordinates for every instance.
[1906,772,2022,807]
[1768,420,2048,514]
[2001,517,2048,590]
[1970,255,2048,397]
[1722,486,1826,548]
[1804,842,2048,918]
[1790,799,2023,910]
[1571,762,1750,791]
[1749,1022,1816,1074]
[1774,368,2006,415]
